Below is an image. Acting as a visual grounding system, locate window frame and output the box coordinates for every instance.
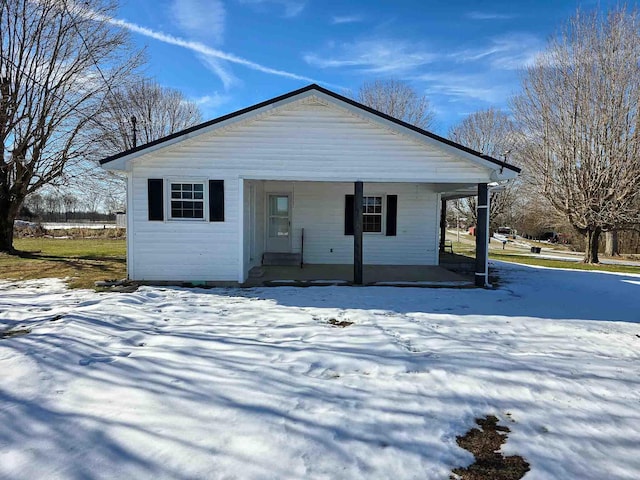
[166,179,208,221]
[362,194,385,234]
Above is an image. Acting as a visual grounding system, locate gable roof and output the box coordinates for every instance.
[99,84,521,174]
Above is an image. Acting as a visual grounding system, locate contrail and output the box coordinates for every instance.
[35,0,339,88]
[105,16,323,84]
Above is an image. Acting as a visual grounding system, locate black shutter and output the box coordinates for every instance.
[209,180,224,222]
[386,195,397,236]
[148,179,164,221]
[344,194,354,235]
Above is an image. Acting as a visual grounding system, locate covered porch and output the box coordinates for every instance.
[239,178,490,287]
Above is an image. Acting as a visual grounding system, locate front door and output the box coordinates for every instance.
[266,194,291,252]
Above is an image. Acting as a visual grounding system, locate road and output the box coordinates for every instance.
[446,229,640,267]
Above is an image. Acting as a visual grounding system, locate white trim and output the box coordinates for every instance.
[239,173,494,183]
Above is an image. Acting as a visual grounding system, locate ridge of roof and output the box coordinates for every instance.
[99,83,521,174]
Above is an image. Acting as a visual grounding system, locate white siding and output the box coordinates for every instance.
[130,173,239,282]
[127,100,492,282]
[136,100,489,183]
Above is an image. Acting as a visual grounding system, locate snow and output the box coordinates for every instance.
[42,222,118,230]
[1,262,639,479]
[492,233,509,243]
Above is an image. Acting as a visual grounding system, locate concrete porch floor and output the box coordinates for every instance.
[244,264,473,287]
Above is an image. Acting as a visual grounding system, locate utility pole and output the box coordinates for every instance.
[130,115,137,148]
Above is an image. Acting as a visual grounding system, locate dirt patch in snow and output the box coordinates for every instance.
[1,328,31,339]
[451,415,530,480]
[327,318,354,328]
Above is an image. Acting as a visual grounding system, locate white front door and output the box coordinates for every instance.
[266,194,291,252]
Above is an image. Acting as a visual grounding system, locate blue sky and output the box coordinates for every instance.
[115,0,618,134]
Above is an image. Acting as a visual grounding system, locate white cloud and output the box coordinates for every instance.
[304,39,437,74]
[466,11,517,21]
[331,15,364,25]
[171,0,226,43]
[237,0,306,18]
[453,33,543,70]
[417,72,513,103]
[192,91,232,112]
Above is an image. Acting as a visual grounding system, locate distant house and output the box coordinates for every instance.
[100,84,519,286]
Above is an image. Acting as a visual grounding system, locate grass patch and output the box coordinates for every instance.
[446,243,640,275]
[449,241,477,257]
[0,237,126,289]
[490,253,640,274]
[452,415,530,480]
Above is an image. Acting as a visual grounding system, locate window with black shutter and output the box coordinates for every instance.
[345,194,396,235]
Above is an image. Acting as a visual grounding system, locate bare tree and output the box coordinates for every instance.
[513,6,640,263]
[83,192,102,221]
[0,0,139,252]
[356,79,435,129]
[449,108,520,232]
[96,78,203,153]
[83,78,203,218]
[62,194,77,221]
[44,194,62,221]
[24,193,44,218]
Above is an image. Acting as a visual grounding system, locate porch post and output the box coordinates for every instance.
[238,178,245,284]
[354,181,364,285]
[475,183,489,287]
[439,198,447,253]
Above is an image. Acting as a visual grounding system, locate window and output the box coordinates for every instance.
[363,196,383,233]
[170,182,204,219]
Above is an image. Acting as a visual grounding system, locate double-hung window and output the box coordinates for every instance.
[170,182,205,219]
[363,196,383,233]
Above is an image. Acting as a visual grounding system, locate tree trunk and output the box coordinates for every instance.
[605,231,619,256]
[583,227,602,263]
[0,196,18,253]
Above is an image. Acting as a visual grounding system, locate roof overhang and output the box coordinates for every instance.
[100,84,521,181]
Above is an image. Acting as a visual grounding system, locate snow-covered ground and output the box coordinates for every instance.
[1,262,639,479]
[13,221,118,230]
[42,222,118,230]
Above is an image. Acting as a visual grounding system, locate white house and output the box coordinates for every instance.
[100,84,520,286]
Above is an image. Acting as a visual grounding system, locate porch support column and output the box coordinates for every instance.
[354,181,364,285]
[439,198,447,253]
[238,178,245,284]
[475,183,489,287]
